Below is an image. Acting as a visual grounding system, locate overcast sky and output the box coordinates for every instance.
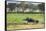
[6,0,45,2]
[7,0,44,5]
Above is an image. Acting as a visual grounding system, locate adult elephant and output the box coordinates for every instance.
[23,17,39,24]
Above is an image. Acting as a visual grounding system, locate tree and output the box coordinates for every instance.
[8,3,16,11]
[38,3,45,12]
[20,1,29,12]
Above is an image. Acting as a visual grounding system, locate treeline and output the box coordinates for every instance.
[7,2,45,13]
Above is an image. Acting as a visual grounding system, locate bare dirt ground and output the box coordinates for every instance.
[7,23,44,30]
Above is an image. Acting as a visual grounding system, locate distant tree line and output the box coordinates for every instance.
[7,2,45,12]
[38,3,45,12]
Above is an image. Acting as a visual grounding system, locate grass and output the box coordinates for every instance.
[7,13,45,30]
[7,13,44,23]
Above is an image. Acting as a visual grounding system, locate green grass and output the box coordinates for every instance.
[7,13,44,23]
[7,13,45,30]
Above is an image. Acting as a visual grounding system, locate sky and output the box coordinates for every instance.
[7,0,45,5]
[6,0,45,2]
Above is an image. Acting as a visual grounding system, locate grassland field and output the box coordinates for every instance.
[7,13,45,30]
[7,13,45,23]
